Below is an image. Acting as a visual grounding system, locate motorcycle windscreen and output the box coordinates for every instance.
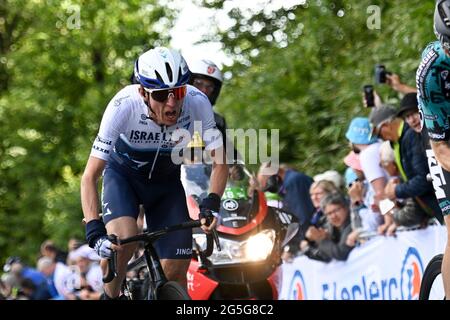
[219,190,261,229]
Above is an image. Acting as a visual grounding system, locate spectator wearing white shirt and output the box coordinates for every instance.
[345,117,387,229]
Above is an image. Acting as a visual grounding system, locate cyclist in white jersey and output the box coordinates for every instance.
[80,47,229,299]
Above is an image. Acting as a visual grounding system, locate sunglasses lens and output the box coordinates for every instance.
[174,86,187,100]
[151,90,169,102]
[149,86,187,102]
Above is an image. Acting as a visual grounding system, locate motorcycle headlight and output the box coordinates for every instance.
[193,229,276,265]
[245,230,276,261]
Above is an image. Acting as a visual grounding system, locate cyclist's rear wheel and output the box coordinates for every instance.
[419,254,445,300]
[156,281,191,300]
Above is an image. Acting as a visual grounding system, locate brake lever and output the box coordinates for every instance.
[102,234,118,283]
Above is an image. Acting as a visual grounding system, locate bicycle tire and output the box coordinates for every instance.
[156,281,191,300]
[419,254,444,300]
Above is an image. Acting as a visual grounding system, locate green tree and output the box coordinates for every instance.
[0,0,175,264]
[201,0,434,175]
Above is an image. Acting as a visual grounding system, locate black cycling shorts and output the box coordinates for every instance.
[101,164,192,259]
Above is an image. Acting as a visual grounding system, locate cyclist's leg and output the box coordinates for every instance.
[144,178,192,289]
[104,216,138,298]
[443,215,450,298]
[425,147,450,298]
[102,166,140,298]
[160,259,191,289]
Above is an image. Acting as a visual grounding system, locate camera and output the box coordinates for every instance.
[374,64,391,84]
[363,85,375,107]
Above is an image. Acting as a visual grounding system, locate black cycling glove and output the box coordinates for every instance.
[199,193,221,224]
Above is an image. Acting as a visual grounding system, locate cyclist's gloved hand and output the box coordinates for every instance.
[85,219,113,259]
[199,193,221,232]
[93,236,114,259]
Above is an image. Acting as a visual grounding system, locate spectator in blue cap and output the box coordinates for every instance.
[344,167,359,188]
[345,117,378,146]
[345,116,387,231]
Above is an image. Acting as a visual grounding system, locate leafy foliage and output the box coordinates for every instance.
[0,0,439,266]
[208,0,434,175]
[0,0,175,265]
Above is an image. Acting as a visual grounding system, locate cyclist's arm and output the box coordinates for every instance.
[431,140,450,172]
[386,73,417,94]
[209,147,228,197]
[81,156,106,223]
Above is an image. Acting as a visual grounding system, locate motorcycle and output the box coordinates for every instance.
[181,163,299,300]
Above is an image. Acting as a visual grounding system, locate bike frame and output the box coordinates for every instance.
[104,219,217,300]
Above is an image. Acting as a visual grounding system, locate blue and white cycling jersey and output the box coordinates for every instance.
[90,84,221,179]
[89,84,222,258]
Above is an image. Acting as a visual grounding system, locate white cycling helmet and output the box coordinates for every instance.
[188,59,223,105]
[134,47,191,89]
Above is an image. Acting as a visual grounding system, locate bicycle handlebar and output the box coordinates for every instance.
[102,219,221,283]
[102,235,118,283]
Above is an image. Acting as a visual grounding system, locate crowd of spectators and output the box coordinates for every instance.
[0,239,104,300]
[252,71,442,264]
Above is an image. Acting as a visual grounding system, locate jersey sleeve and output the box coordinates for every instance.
[90,88,132,160]
[416,41,450,142]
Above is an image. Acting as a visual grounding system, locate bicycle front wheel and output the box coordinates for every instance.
[419,254,444,300]
[157,281,191,300]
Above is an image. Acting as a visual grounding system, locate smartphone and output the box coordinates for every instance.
[375,64,387,84]
[363,85,375,107]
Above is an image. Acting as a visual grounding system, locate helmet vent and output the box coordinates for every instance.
[439,3,450,27]
[445,17,450,27]
[165,62,173,82]
[154,70,164,84]
[177,66,182,83]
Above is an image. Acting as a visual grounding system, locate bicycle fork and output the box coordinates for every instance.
[144,244,167,300]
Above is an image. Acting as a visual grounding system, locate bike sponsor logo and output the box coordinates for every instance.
[176,248,192,256]
[207,66,216,75]
[439,199,450,215]
[428,131,446,140]
[113,95,130,107]
[288,270,307,300]
[139,114,149,125]
[400,247,423,300]
[426,149,448,199]
[416,47,438,102]
[423,113,438,121]
[92,145,110,155]
[222,199,239,211]
[95,135,112,146]
[189,90,206,98]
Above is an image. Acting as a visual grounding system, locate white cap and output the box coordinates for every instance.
[313,170,344,189]
[69,244,101,261]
